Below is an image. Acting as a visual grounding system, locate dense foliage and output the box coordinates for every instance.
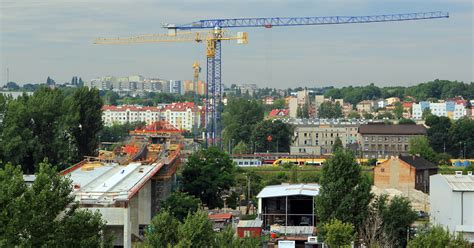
[316,148,373,237]
[317,101,343,119]
[324,80,474,104]
[0,162,108,247]
[99,122,145,143]
[0,87,103,173]
[182,147,236,209]
[145,210,259,248]
[161,192,201,222]
[222,98,264,147]
[251,120,293,153]
[408,225,470,248]
[322,219,355,247]
[426,116,474,158]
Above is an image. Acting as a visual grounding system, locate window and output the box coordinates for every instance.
[381,168,385,173]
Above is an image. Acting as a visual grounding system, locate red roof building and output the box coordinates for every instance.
[268,109,289,119]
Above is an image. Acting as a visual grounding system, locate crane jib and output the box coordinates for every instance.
[169,11,449,30]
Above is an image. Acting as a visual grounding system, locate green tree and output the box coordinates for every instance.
[399,118,415,124]
[450,117,474,158]
[67,87,103,160]
[272,98,286,109]
[161,192,201,222]
[6,82,20,91]
[322,219,355,248]
[425,115,451,152]
[363,112,374,119]
[347,111,360,119]
[145,210,179,247]
[178,210,214,247]
[182,147,236,209]
[408,225,470,248]
[408,136,437,163]
[1,88,71,172]
[393,102,404,119]
[316,149,373,233]
[251,120,292,153]
[297,102,310,118]
[332,136,343,152]
[233,141,250,154]
[0,162,108,247]
[318,101,343,119]
[222,98,264,146]
[421,108,432,120]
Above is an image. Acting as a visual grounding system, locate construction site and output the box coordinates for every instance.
[61,121,184,247]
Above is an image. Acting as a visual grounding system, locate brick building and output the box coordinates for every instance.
[374,156,438,193]
[358,123,427,158]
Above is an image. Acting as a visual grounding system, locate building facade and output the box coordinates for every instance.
[356,100,376,113]
[412,101,469,120]
[289,119,364,155]
[374,156,438,193]
[358,123,427,158]
[102,102,202,131]
[430,174,474,243]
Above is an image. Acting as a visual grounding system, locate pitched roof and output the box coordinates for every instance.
[399,156,437,170]
[102,105,160,112]
[358,123,426,135]
[268,109,289,117]
[208,213,232,220]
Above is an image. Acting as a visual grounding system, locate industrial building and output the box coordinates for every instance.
[257,183,320,245]
[430,173,474,244]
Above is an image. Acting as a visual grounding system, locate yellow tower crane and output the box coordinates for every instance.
[94,29,248,146]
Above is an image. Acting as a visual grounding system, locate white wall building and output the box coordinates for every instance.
[430,173,474,243]
[412,101,468,120]
[102,102,201,131]
[102,106,161,126]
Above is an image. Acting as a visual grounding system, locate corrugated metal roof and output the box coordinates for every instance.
[442,175,474,192]
[237,219,263,228]
[257,184,320,198]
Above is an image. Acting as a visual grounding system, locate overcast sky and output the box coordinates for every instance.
[1,0,473,88]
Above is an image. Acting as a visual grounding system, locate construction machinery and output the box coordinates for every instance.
[95,11,448,147]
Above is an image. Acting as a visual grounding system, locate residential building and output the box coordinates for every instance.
[289,119,364,155]
[239,84,258,96]
[386,97,401,105]
[342,102,354,117]
[376,98,388,109]
[356,100,376,113]
[374,156,438,193]
[412,101,469,120]
[102,105,161,126]
[257,184,319,240]
[430,173,474,243]
[289,97,298,118]
[358,123,427,158]
[102,102,202,131]
[162,102,202,131]
[169,80,182,94]
[262,96,274,105]
[402,102,413,119]
[208,213,233,232]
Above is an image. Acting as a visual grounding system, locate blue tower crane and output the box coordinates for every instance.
[164,11,448,148]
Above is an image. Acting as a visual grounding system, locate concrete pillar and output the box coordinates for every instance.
[124,206,131,248]
[130,196,139,237]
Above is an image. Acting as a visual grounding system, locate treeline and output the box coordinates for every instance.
[426,115,474,158]
[324,80,474,104]
[0,87,103,173]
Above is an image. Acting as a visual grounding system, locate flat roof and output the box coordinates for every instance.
[440,174,474,192]
[67,161,163,204]
[257,184,320,198]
